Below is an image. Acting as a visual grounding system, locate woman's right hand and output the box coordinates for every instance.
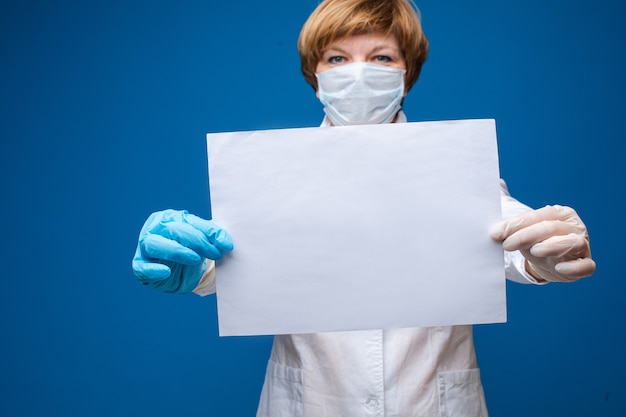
[132,209,233,294]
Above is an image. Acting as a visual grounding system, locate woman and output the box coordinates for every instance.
[133,0,595,415]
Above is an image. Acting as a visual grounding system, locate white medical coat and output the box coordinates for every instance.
[198,115,540,416]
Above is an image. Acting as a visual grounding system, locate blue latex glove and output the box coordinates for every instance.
[132,209,233,293]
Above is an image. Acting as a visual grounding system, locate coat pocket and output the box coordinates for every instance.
[256,360,303,417]
[438,368,488,417]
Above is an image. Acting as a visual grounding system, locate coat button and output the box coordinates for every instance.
[365,397,380,409]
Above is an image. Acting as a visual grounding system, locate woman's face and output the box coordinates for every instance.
[315,31,406,75]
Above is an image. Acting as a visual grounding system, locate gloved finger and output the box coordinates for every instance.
[530,233,590,258]
[554,258,597,280]
[490,205,581,241]
[500,219,580,252]
[185,213,234,253]
[151,215,228,260]
[132,257,172,281]
[141,234,203,265]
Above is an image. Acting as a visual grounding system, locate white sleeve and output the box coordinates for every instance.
[192,260,217,296]
[499,179,547,285]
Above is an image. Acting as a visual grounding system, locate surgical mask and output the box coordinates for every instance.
[316,62,406,126]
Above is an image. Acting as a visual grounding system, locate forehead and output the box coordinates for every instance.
[324,31,401,53]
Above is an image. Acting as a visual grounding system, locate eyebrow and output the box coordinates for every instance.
[324,45,349,55]
[324,44,401,55]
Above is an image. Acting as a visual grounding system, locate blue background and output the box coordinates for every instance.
[1,0,624,416]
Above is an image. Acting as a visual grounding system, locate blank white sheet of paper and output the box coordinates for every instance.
[207,119,506,336]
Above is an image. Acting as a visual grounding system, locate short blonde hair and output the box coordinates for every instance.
[298,0,429,92]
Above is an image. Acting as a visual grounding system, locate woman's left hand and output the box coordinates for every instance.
[490,205,596,282]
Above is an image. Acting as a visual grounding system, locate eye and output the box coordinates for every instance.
[328,56,346,65]
[373,55,393,63]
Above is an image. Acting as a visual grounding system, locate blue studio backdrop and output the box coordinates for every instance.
[1,0,624,416]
